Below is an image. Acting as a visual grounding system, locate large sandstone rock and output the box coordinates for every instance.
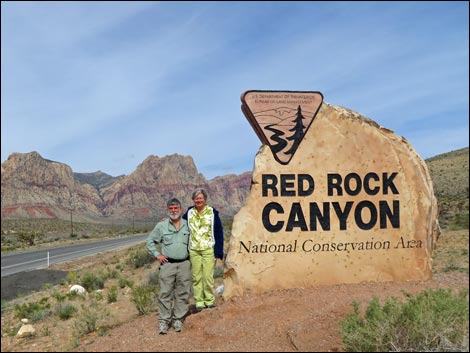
[223,102,439,299]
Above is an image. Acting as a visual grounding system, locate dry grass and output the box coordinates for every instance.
[426,147,469,229]
[432,229,469,275]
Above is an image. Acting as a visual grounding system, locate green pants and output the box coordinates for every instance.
[158,260,192,324]
[190,248,215,308]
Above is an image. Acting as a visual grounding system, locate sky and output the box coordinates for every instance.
[1,1,469,180]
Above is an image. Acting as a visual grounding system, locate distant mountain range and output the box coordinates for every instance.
[1,148,468,229]
[1,151,251,223]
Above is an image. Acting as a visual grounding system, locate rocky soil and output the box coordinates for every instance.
[72,273,468,352]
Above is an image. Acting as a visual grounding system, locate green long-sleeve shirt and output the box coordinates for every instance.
[146,219,190,260]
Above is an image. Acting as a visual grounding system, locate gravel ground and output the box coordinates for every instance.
[74,273,468,352]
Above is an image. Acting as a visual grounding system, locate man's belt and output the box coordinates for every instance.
[165,257,189,263]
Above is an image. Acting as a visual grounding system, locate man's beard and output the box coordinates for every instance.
[169,212,181,221]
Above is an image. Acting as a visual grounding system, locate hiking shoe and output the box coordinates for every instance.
[173,320,183,332]
[195,306,204,312]
[206,304,216,309]
[159,322,168,334]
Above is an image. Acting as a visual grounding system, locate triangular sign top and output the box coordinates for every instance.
[241,90,323,165]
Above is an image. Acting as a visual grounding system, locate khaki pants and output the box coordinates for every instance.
[190,248,215,308]
[158,260,191,324]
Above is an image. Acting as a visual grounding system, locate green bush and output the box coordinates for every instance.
[66,271,79,284]
[146,271,159,286]
[118,276,134,289]
[55,303,77,320]
[80,271,105,291]
[130,285,158,315]
[339,288,469,352]
[51,292,67,302]
[126,246,154,269]
[14,298,51,323]
[73,301,109,337]
[107,286,118,303]
[1,299,9,313]
[449,212,469,230]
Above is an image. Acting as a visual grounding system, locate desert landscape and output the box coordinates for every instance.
[1,148,468,352]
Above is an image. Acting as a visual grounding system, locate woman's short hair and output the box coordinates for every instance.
[192,188,207,201]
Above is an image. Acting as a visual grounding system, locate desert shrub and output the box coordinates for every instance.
[92,291,104,302]
[444,263,465,273]
[339,288,469,352]
[14,297,51,323]
[55,303,77,320]
[66,271,79,284]
[51,292,67,303]
[3,322,22,337]
[73,300,109,337]
[130,285,158,315]
[80,271,105,291]
[118,276,134,289]
[41,283,52,291]
[146,271,159,286]
[16,231,44,246]
[66,290,83,300]
[107,286,118,303]
[449,212,469,230]
[106,268,119,279]
[126,246,154,268]
[2,299,11,313]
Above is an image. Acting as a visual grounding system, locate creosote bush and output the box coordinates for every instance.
[14,297,51,323]
[55,303,78,320]
[80,271,105,291]
[73,300,109,337]
[339,288,469,352]
[126,245,154,269]
[130,285,158,315]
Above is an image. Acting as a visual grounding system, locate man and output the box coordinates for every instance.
[146,198,191,334]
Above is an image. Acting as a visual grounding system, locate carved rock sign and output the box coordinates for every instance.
[223,90,440,300]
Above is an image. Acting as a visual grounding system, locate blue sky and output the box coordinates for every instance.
[1,1,468,180]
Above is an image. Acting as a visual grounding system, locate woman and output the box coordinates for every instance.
[183,188,224,312]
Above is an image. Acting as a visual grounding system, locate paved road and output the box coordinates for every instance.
[1,234,148,277]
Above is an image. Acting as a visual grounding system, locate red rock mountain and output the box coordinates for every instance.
[1,152,251,223]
